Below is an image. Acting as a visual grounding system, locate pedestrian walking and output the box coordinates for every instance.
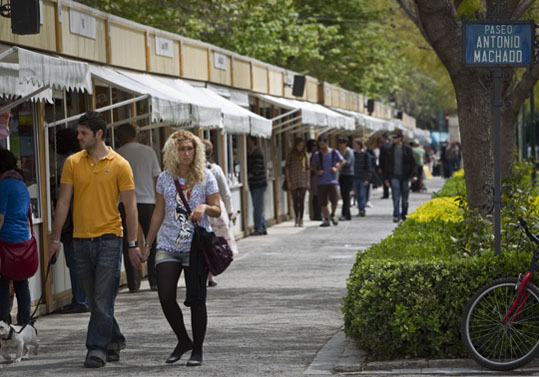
[202,139,239,287]
[55,128,88,313]
[410,139,425,192]
[284,138,310,227]
[141,130,220,366]
[116,123,162,292]
[247,135,267,235]
[352,139,372,217]
[377,133,392,199]
[381,130,418,222]
[336,137,354,221]
[307,139,322,221]
[311,135,344,227]
[0,149,31,326]
[48,111,142,368]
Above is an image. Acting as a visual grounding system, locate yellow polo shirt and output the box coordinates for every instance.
[61,148,135,238]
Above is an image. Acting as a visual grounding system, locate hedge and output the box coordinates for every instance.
[343,251,525,359]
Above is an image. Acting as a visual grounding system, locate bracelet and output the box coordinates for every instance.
[144,243,152,248]
[127,240,138,249]
[51,240,61,244]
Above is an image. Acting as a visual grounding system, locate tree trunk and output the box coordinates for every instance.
[452,72,494,210]
[401,0,539,211]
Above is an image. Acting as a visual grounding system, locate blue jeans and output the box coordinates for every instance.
[390,176,410,219]
[353,178,369,213]
[0,278,30,324]
[250,186,267,233]
[62,233,88,309]
[73,235,125,361]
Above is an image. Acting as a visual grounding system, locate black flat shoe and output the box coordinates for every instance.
[166,341,193,364]
[186,352,202,366]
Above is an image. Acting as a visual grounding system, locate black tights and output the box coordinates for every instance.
[291,188,307,219]
[156,262,207,354]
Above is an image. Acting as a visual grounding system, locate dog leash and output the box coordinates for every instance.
[8,254,57,337]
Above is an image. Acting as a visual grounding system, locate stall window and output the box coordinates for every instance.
[227,134,242,185]
[0,100,41,218]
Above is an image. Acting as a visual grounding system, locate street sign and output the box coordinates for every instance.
[463,21,535,67]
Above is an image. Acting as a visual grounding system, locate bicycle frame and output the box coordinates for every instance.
[502,218,539,324]
[502,272,532,324]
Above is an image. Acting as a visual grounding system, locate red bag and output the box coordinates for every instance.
[0,207,39,281]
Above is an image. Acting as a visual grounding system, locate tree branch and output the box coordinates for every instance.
[511,0,535,19]
[507,65,539,113]
[396,0,434,47]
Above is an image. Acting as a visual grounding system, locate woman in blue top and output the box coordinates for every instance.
[141,130,220,367]
[0,149,31,325]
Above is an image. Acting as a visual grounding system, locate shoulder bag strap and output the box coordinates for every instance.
[28,206,35,236]
[173,179,192,215]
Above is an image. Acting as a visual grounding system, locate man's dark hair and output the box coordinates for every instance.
[248,135,259,146]
[317,135,328,142]
[117,123,136,139]
[337,136,348,144]
[78,111,107,139]
[381,133,389,140]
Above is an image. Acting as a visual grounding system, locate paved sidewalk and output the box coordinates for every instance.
[1,177,508,377]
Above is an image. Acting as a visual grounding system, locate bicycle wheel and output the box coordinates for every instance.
[462,277,539,371]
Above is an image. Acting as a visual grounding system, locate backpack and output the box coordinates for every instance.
[446,145,459,160]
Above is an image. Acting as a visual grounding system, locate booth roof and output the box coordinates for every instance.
[256,94,354,130]
[0,45,92,103]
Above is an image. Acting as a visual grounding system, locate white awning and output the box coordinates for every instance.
[257,94,354,130]
[132,73,222,129]
[0,45,92,104]
[331,107,392,132]
[198,88,272,138]
[90,65,224,128]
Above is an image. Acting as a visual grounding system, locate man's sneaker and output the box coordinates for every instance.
[359,211,366,217]
[330,215,338,225]
[320,218,330,227]
[366,202,373,208]
[393,217,400,223]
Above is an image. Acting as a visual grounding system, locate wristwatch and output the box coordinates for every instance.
[127,240,138,249]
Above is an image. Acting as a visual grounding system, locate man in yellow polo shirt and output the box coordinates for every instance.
[48,111,145,369]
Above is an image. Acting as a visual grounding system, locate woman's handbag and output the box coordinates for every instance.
[0,207,39,281]
[174,179,233,276]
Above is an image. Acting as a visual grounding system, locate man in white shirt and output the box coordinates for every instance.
[116,124,161,292]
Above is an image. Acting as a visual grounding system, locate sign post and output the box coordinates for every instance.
[463,21,535,257]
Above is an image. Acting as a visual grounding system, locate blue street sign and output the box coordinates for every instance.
[464,21,535,67]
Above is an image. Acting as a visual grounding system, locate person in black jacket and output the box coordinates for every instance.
[247,136,267,235]
[382,130,418,222]
[352,139,372,217]
[377,133,392,199]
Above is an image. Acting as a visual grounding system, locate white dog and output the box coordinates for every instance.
[0,320,39,363]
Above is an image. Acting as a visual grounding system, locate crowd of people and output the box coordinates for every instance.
[0,109,459,369]
[279,130,444,226]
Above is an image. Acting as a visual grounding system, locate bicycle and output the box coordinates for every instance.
[461,217,539,371]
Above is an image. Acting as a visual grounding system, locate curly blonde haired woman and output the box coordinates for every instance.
[141,130,220,366]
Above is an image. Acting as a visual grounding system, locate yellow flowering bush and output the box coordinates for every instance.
[453,169,464,178]
[408,196,463,223]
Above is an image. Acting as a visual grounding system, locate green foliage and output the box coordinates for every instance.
[433,173,466,197]
[456,0,485,19]
[343,160,539,359]
[343,251,525,359]
[77,0,452,122]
